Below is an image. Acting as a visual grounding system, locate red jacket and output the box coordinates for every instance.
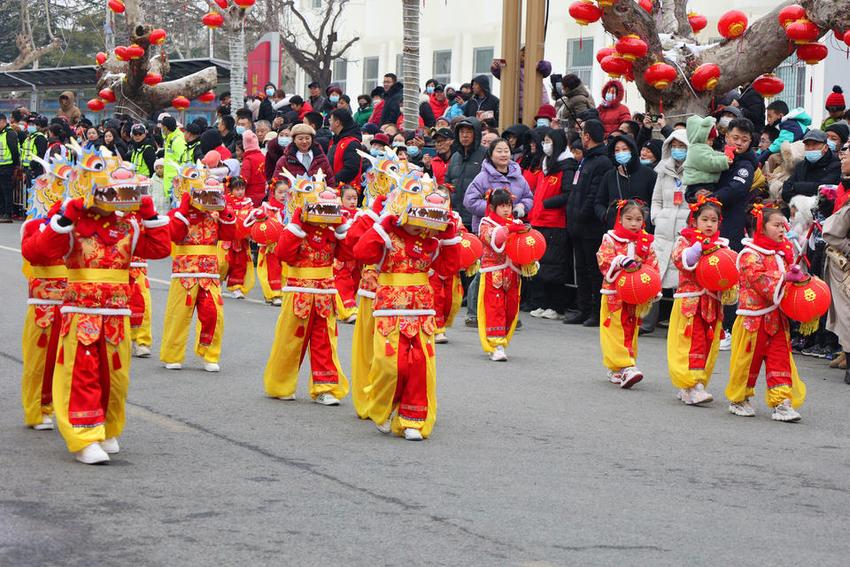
[430,154,449,184]
[297,101,314,120]
[368,100,385,126]
[529,169,566,228]
[597,79,631,137]
[240,148,267,206]
[428,94,449,120]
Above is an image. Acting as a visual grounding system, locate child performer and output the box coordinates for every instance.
[334,184,361,322]
[353,187,460,440]
[253,178,288,306]
[219,176,255,299]
[430,184,464,344]
[128,235,154,359]
[477,188,525,362]
[725,203,807,422]
[667,196,728,405]
[596,199,659,389]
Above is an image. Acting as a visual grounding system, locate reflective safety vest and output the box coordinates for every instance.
[131,144,154,177]
[0,129,12,166]
[21,131,46,168]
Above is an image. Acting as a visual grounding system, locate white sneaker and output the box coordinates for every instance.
[728,399,756,417]
[32,415,54,431]
[530,308,546,318]
[203,362,220,372]
[277,394,296,401]
[434,333,448,344]
[164,362,182,370]
[490,346,508,362]
[132,343,151,358]
[608,370,623,385]
[771,399,802,422]
[272,297,282,306]
[314,393,340,406]
[375,419,392,434]
[541,309,563,320]
[620,366,644,389]
[691,383,713,404]
[677,388,694,404]
[718,330,732,351]
[101,437,120,454]
[75,443,110,465]
[403,428,423,441]
[344,314,357,323]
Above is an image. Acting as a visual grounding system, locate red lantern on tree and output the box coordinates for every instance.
[780,275,831,335]
[202,12,225,28]
[778,4,807,29]
[198,91,216,103]
[108,0,126,14]
[143,72,162,86]
[233,0,256,7]
[458,232,484,275]
[596,45,616,64]
[785,18,820,45]
[114,46,129,61]
[644,62,677,89]
[171,96,191,110]
[638,0,653,14]
[843,30,850,48]
[568,0,602,26]
[615,35,648,62]
[87,98,105,112]
[149,28,167,45]
[126,44,145,60]
[688,12,707,34]
[796,43,828,64]
[752,73,784,98]
[505,228,547,277]
[95,52,107,65]
[98,88,116,103]
[695,247,738,291]
[615,264,661,305]
[691,63,721,92]
[600,54,632,78]
[213,0,228,8]
[718,10,748,39]
[250,219,282,245]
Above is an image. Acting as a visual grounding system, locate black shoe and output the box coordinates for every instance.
[563,311,587,324]
[515,319,523,331]
[638,327,653,336]
[801,344,823,358]
[0,214,12,224]
[791,336,805,353]
[464,317,478,328]
[844,367,850,385]
[582,316,600,328]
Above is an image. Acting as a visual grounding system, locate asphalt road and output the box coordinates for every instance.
[1,221,849,567]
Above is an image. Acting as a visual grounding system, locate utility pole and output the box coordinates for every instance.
[498,0,521,132]
[522,0,546,127]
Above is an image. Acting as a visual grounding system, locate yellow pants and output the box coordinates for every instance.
[53,315,130,453]
[667,298,722,389]
[218,245,256,295]
[263,291,349,400]
[476,274,520,353]
[21,305,58,426]
[351,295,375,419]
[725,316,807,408]
[159,281,224,364]
[130,274,153,346]
[335,294,357,321]
[256,247,282,302]
[599,296,640,371]
[440,275,463,333]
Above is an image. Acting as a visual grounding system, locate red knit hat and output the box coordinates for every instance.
[534,104,556,120]
[826,85,845,109]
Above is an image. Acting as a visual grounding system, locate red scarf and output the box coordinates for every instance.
[613,221,654,258]
[752,231,795,260]
[486,208,513,226]
[680,226,720,247]
[267,197,284,210]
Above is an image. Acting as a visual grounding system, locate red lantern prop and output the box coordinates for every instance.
[688,12,707,34]
[126,44,145,60]
[568,0,602,26]
[695,247,738,292]
[202,12,224,28]
[796,43,828,65]
[780,275,831,334]
[752,73,784,98]
[95,51,107,65]
[644,62,677,90]
[149,28,167,45]
[143,72,162,86]
[198,91,216,104]
[600,54,632,78]
[843,30,850,49]
[98,88,116,103]
[234,0,255,7]
[718,10,748,40]
[691,63,721,92]
[616,35,648,62]
[458,232,484,275]
[638,0,653,14]
[785,19,819,45]
[778,4,807,29]
[108,0,126,14]
[87,98,105,112]
[171,96,191,110]
[250,219,282,245]
[596,46,616,64]
[615,264,661,305]
[114,46,128,61]
[505,228,547,277]
[214,0,228,8]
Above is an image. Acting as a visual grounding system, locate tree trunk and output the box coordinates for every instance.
[401,0,420,132]
[228,21,247,117]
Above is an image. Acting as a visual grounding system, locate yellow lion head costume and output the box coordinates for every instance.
[278,168,343,225]
[387,170,450,232]
[26,155,73,220]
[171,161,226,212]
[67,140,143,211]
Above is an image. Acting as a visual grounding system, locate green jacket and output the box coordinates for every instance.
[353,105,373,127]
[163,129,186,198]
[683,115,729,186]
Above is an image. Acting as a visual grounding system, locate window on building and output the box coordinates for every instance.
[473,47,494,82]
[396,54,404,78]
[309,0,322,9]
[774,56,807,110]
[332,59,347,93]
[432,50,452,85]
[363,56,379,93]
[566,38,594,87]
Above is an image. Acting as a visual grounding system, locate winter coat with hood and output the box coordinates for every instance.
[683,115,730,187]
[768,108,811,154]
[463,75,500,125]
[57,91,81,124]
[273,140,336,186]
[595,135,657,230]
[709,148,759,250]
[446,117,487,228]
[502,123,530,162]
[766,140,804,200]
[463,159,533,233]
[781,147,841,202]
[650,129,690,288]
[379,81,405,126]
[561,141,614,238]
[241,131,267,206]
[555,83,595,126]
[737,86,766,134]
[596,80,631,137]
[327,122,363,185]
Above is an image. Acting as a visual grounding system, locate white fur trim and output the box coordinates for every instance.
[171,272,220,279]
[142,215,169,228]
[439,236,462,246]
[358,209,380,223]
[129,218,140,255]
[372,308,436,317]
[60,306,131,316]
[680,241,700,271]
[600,289,617,295]
[130,262,148,268]
[49,215,73,234]
[480,261,509,273]
[218,215,237,225]
[737,305,778,316]
[605,255,628,283]
[606,229,630,244]
[281,286,337,295]
[285,223,307,238]
[356,289,376,299]
[334,219,352,239]
[173,212,190,226]
[373,223,394,250]
[673,290,705,299]
[741,238,775,256]
[27,298,62,305]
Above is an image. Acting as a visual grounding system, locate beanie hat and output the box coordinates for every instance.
[202,150,221,168]
[534,104,557,120]
[826,122,850,144]
[290,123,316,138]
[242,129,260,152]
[643,139,663,162]
[583,119,605,143]
[826,85,846,109]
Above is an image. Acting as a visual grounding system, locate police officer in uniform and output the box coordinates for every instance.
[129,123,157,179]
[21,115,49,180]
[0,113,21,223]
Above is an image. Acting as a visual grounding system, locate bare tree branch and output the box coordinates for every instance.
[282,0,320,46]
[331,36,360,60]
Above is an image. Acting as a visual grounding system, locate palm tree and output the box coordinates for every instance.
[401,0,420,132]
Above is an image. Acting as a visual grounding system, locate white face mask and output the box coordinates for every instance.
[718,116,732,129]
[542,142,553,156]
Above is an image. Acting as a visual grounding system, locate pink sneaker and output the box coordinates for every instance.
[620,367,644,389]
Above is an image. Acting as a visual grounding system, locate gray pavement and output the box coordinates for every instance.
[1,221,849,566]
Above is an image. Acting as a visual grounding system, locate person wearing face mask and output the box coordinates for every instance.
[594,134,657,231]
[781,129,841,203]
[327,108,364,189]
[262,127,291,183]
[323,85,343,115]
[353,94,373,126]
[596,80,631,137]
[20,115,48,180]
[713,106,742,151]
[825,123,849,156]
[533,104,556,129]
[428,83,449,120]
[640,139,662,169]
[258,82,278,123]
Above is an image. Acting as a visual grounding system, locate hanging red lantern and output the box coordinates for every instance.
[695,247,738,291]
[638,0,653,14]
[644,62,677,90]
[505,228,547,277]
[198,91,216,103]
[600,54,632,78]
[143,72,162,86]
[615,264,661,305]
[98,88,116,103]
[114,46,129,61]
[233,0,255,7]
[213,0,228,8]
[250,219,282,245]
[778,4,807,29]
[172,96,191,110]
[615,35,648,62]
[568,0,602,26]
[107,0,126,14]
[624,65,635,83]
[780,275,831,335]
[691,63,721,92]
[752,73,785,98]
[126,44,145,60]
[149,28,167,45]
[87,98,105,112]
[718,10,748,39]
[785,18,820,45]
[202,12,225,28]
[596,45,616,64]
[796,43,828,65]
[95,51,107,65]
[843,30,850,48]
[458,232,484,274]
[688,12,707,34]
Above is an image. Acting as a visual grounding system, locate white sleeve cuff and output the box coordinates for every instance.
[373,223,394,250]
[605,255,627,283]
[218,215,236,225]
[142,215,170,228]
[49,215,74,234]
[358,209,380,223]
[440,236,462,246]
[173,212,190,226]
[285,223,306,238]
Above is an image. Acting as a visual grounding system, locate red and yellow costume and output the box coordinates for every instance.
[333,205,360,320]
[219,193,256,295]
[431,211,464,336]
[253,197,285,302]
[596,220,658,372]
[477,211,523,353]
[725,235,806,408]
[128,248,153,350]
